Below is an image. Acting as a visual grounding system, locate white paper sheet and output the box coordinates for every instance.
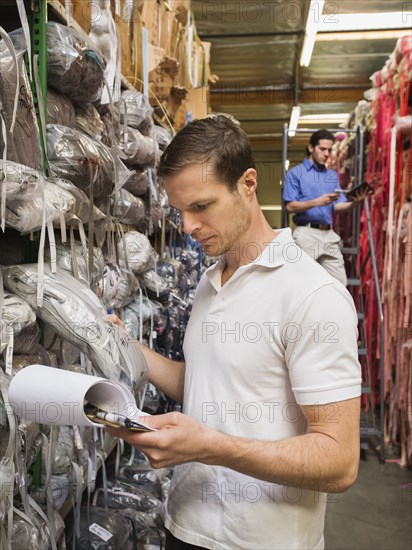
[8,364,149,428]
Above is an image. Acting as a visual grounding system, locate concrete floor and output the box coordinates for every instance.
[325,453,412,550]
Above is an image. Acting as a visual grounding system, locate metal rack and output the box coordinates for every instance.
[281,123,385,463]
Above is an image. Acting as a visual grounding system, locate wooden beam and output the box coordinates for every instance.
[210,86,366,107]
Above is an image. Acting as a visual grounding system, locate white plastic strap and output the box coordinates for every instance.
[59,211,67,243]
[147,168,158,201]
[187,12,193,87]
[114,0,120,17]
[71,461,83,540]
[139,287,143,343]
[1,114,8,233]
[36,190,46,307]
[27,495,58,550]
[16,0,32,81]
[47,221,57,274]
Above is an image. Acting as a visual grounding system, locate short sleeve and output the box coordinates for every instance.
[285,282,362,405]
[283,169,301,202]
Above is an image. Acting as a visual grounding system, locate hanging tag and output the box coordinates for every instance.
[114,0,120,17]
[5,326,13,375]
[72,425,83,450]
[59,212,67,243]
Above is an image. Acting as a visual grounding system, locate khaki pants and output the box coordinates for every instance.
[293,226,347,286]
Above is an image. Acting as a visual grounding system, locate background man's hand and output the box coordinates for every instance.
[315,192,340,206]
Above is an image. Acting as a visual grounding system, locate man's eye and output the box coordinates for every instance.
[194,203,210,211]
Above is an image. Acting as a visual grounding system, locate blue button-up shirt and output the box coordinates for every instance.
[283,158,347,225]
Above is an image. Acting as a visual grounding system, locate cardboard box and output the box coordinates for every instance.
[185,86,209,120]
[111,0,143,88]
[57,0,93,33]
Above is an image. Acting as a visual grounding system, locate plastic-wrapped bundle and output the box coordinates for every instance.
[0,161,43,199]
[97,263,139,310]
[139,270,169,303]
[154,125,173,151]
[2,292,36,334]
[101,188,145,226]
[47,124,127,199]
[53,178,106,224]
[0,39,42,170]
[5,179,75,233]
[3,264,148,393]
[123,169,149,196]
[68,506,134,550]
[97,102,121,147]
[46,88,76,126]
[92,480,163,520]
[121,89,153,128]
[117,231,154,274]
[45,242,105,289]
[13,322,40,355]
[116,467,164,499]
[119,127,156,167]
[123,295,154,340]
[75,103,105,141]
[47,22,106,103]
[12,509,65,550]
[42,426,75,475]
[157,259,183,288]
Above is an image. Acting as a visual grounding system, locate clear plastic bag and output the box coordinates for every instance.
[117,231,154,274]
[47,21,106,103]
[75,103,105,141]
[0,161,43,199]
[154,124,173,151]
[52,177,106,224]
[97,262,140,310]
[47,124,131,199]
[98,188,145,226]
[123,169,149,196]
[121,89,153,128]
[119,126,156,167]
[5,179,76,233]
[45,241,105,290]
[0,42,42,170]
[46,88,76,126]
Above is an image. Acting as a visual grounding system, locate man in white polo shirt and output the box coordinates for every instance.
[109,116,362,550]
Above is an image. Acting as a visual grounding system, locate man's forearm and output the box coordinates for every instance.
[334,202,355,213]
[208,429,358,493]
[137,342,185,403]
[286,199,319,213]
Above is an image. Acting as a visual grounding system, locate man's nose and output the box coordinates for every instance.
[181,212,201,235]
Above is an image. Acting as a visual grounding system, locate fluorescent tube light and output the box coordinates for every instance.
[318,12,411,32]
[300,0,325,67]
[299,113,350,122]
[288,106,301,137]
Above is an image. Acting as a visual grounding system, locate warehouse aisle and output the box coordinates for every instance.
[325,457,412,550]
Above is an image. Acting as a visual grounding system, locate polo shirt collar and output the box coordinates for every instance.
[303,157,325,172]
[205,228,293,289]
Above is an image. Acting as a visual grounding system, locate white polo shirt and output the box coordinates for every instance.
[165,228,361,550]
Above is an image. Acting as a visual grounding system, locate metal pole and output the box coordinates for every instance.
[281,124,289,228]
[364,196,385,463]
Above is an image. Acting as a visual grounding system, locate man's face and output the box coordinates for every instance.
[308,139,334,166]
[164,163,252,256]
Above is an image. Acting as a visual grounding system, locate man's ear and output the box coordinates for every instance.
[308,144,314,155]
[242,168,257,195]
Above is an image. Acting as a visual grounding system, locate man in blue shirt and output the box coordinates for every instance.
[283,129,362,286]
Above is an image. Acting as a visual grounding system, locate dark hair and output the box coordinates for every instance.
[309,129,336,148]
[158,115,256,190]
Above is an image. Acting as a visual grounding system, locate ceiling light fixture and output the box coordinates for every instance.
[317,12,411,32]
[299,113,350,121]
[288,106,301,137]
[316,29,410,42]
[300,0,325,67]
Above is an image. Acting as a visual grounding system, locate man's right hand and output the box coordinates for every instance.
[315,193,340,206]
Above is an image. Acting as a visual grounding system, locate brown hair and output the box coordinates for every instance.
[158,115,256,190]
